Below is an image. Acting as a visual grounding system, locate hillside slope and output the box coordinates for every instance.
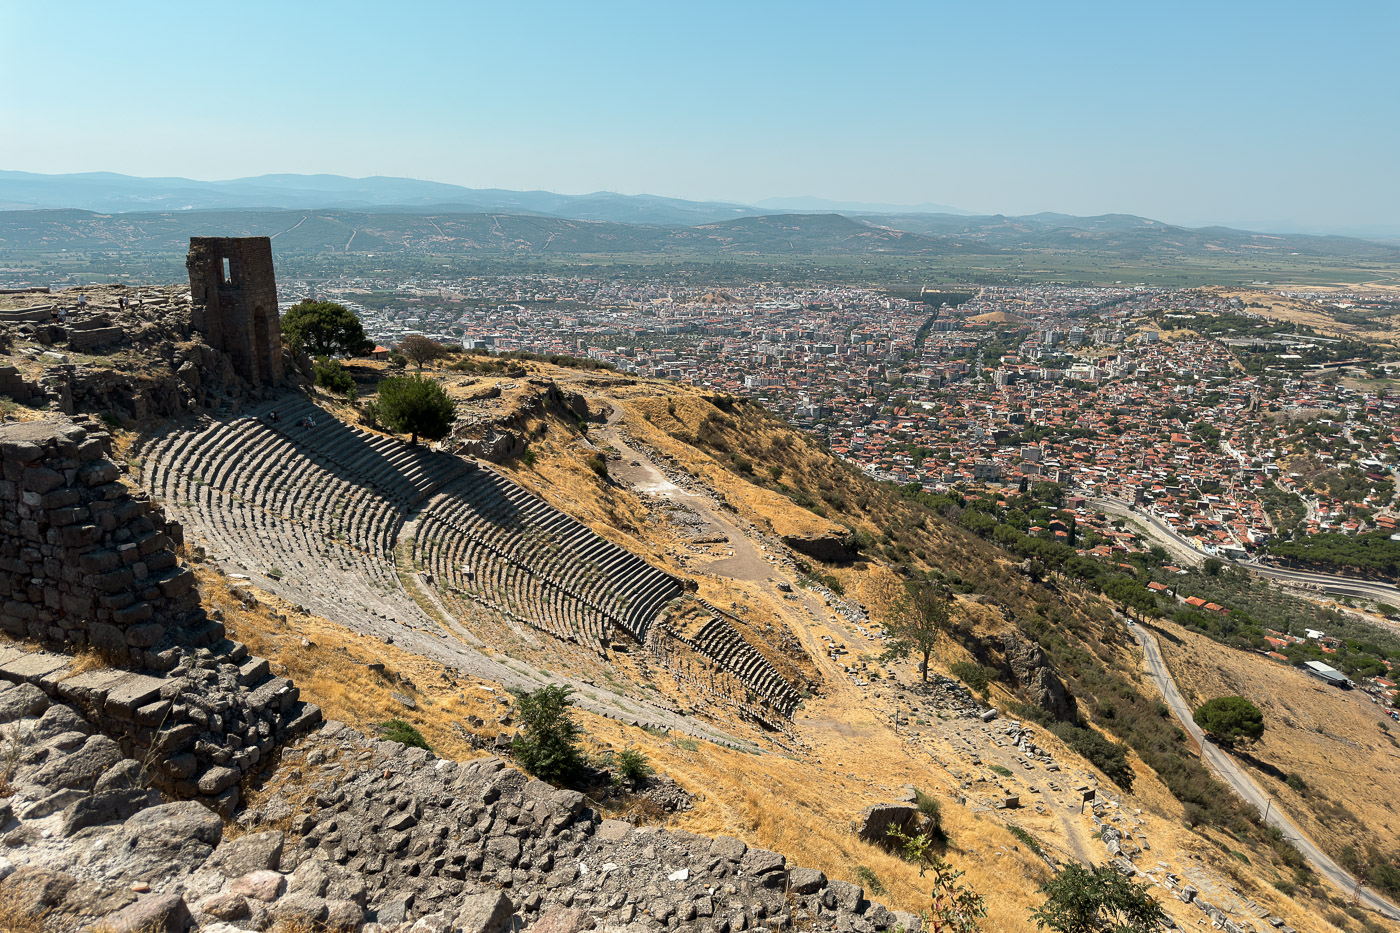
[291,358,1370,933]
[0,275,1378,933]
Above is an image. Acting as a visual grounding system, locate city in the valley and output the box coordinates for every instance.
[318,274,1400,565]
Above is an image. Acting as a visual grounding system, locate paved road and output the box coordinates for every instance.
[1089,497,1400,618]
[1088,498,1204,568]
[1130,622,1400,921]
[1250,562,1400,606]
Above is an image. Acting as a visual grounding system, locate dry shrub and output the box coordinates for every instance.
[60,647,112,677]
[269,918,323,933]
[0,881,51,933]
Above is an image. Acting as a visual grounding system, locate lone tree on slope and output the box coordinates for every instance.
[280,300,374,358]
[375,375,456,445]
[398,334,448,370]
[1193,695,1265,747]
[881,580,954,682]
[1030,863,1166,933]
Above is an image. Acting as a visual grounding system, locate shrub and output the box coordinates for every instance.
[852,865,886,896]
[614,746,654,785]
[378,719,431,751]
[928,856,988,932]
[1007,824,1044,857]
[949,660,996,694]
[914,788,942,824]
[886,824,936,873]
[314,356,356,396]
[1030,863,1165,933]
[1050,721,1134,790]
[1371,858,1400,897]
[508,684,584,784]
[587,454,609,478]
[989,764,1013,778]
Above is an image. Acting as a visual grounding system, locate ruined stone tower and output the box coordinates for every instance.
[186,236,285,385]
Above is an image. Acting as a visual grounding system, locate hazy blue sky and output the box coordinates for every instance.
[3,1,1396,233]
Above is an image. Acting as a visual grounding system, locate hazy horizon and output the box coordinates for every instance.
[2,1,1396,236]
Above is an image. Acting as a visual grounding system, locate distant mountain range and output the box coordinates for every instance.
[0,171,770,226]
[753,196,974,215]
[3,205,1397,266]
[2,171,1398,269]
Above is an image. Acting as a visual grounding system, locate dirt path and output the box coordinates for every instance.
[597,402,773,583]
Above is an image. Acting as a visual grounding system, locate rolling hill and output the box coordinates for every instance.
[3,206,1398,270]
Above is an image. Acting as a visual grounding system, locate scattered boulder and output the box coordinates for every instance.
[456,890,515,933]
[854,803,920,844]
[107,801,223,882]
[207,830,284,876]
[789,867,826,895]
[782,533,859,564]
[98,893,193,933]
[229,870,285,903]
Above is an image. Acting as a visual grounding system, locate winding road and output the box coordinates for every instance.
[1090,497,1400,627]
[1088,497,1205,568]
[1130,621,1400,921]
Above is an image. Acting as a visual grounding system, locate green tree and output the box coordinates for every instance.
[1192,696,1265,747]
[881,582,953,682]
[1030,863,1166,933]
[508,684,585,784]
[376,375,456,445]
[280,300,374,357]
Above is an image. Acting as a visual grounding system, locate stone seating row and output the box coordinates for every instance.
[672,614,801,716]
[412,470,684,645]
[138,399,811,721]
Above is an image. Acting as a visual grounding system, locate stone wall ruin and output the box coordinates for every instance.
[0,417,322,814]
[186,237,285,386]
[0,419,207,669]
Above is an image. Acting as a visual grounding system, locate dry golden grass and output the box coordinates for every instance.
[200,573,504,765]
[0,881,50,933]
[166,363,1357,933]
[622,391,845,540]
[266,922,318,933]
[204,546,1059,926]
[59,647,112,678]
[572,689,1053,929]
[1211,286,1400,346]
[1157,621,1400,861]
